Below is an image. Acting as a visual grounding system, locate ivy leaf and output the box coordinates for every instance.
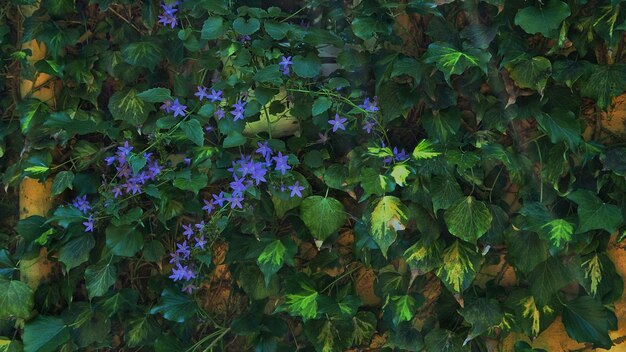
[562,296,615,349]
[300,196,346,241]
[257,239,295,286]
[535,111,582,149]
[293,54,322,78]
[369,196,408,257]
[201,17,225,40]
[423,42,491,83]
[435,240,482,293]
[430,175,463,212]
[514,0,570,37]
[106,225,143,257]
[387,294,423,326]
[264,20,289,40]
[0,279,34,319]
[424,329,466,352]
[136,88,172,103]
[312,97,332,116]
[150,288,198,323]
[390,164,411,187]
[108,89,152,127]
[23,316,70,352]
[233,17,260,35]
[85,261,117,300]
[304,318,352,352]
[360,167,395,200]
[444,196,492,243]
[528,257,570,307]
[351,17,390,40]
[506,231,549,274]
[281,276,319,321]
[506,56,552,95]
[459,297,504,339]
[51,171,74,196]
[172,173,208,195]
[351,311,377,346]
[567,190,623,234]
[126,317,158,348]
[58,235,95,270]
[580,64,626,110]
[542,219,574,248]
[180,119,204,147]
[412,139,441,160]
[121,41,162,71]
[404,238,444,274]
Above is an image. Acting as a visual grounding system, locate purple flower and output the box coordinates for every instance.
[195,221,205,230]
[279,56,293,75]
[182,224,194,238]
[176,240,191,259]
[83,215,95,232]
[214,108,225,120]
[170,98,187,118]
[288,181,305,198]
[317,131,329,144]
[363,120,375,134]
[158,1,179,28]
[105,156,116,166]
[231,99,247,121]
[169,263,186,281]
[116,164,132,179]
[169,251,182,264]
[328,114,347,132]
[182,283,197,294]
[272,152,291,175]
[250,162,268,185]
[205,125,214,133]
[195,86,210,101]
[230,175,247,195]
[393,147,408,161]
[72,195,91,214]
[212,191,227,207]
[208,89,223,103]
[160,100,173,113]
[112,186,123,198]
[202,200,214,215]
[123,179,142,195]
[255,141,272,159]
[118,141,133,156]
[359,97,379,113]
[147,161,162,179]
[195,236,207,250]
[239,35,252,44]
[184,158,191,166]
[229,195,244,209]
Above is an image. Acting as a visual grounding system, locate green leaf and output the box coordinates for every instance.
[431,175,463,212]
[387,294,423,326]
[435,240,482,293]
[233,17,260,35]
[444,196,492,243]
[300,196,346,241]
[150,287,198,323]
[254,64,282,85]
[369,196,408,257]
[390,164,411,187]
[423,42,491,83]
[128,154,147,176]
[58,235,95,270]
[459,297,504,338]
[121,41,162,71]
[257,239,295,286]
[108,89,151,127]
[126,317,159,348]
[562,296,615,349]
[506,231,549,273]
[49,206,84,228]
[85,261,116,300]
[143,240,165,262]
[0,279,34,319]
[180,119,204,147]
[360,167,395,200]
[172,173,208,195]
[51,171,74,196]
[535,110,582,149]
[312,97,332,116]
[106,225,143,257]
[424,329,466,352]
[351,311,377,346]
[515,0,570,37]
[412,139,441,160]
[201,17,225,40]
[567,190,623,234]
[351,17,390,40]
[506,56,552,95]
[17,99,46,134]
[23,316,70,352]
[542,219,574,248]
[264,20,289,40]
[293,54,322,78]
[580,64,626,110]
[528,257,570,306]
[0,338,22,352]
[283,280,319,322]
[223,131,247,148]
[136,88,172,103]
[304,318,352,352]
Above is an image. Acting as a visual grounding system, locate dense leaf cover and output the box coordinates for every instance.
[1,0,626,351]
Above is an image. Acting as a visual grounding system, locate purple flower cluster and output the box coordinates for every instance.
[381,142,409,164]
[72,195,96,233]
[158,1,179,28]
[104,141,163,199]
[359,97,379,134]
[160,98,187,118]
[169,219,214,293]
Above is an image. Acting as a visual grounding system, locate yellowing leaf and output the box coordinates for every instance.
[582,255,603,296]
[390,164,412,187]
[370,196,408,257]
[435,241,482,293]
[542,218,573,248]
[412,139,441,160]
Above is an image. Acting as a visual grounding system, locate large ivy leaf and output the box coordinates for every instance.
[423,42,491,83]
[369,196,408,257]
[535,111,582,149]
[444,196,492,243]
[528,257,570,307]
[567,190,623,234]
[562,296,615,349]
[300,196,346,241]
[459,297,504,339]
[404,238,444,274]
[85,261,117,300]
[506,231,549,273]
[514,0,570,37]
[0,279,34,319]
[506,56,552,95]
[580,64,626,110]
[23,316,70,352]
[430,175,463,212]
[435,241,482,293]
[58,234,95,270]
[281,276,319,322]
[121,41,162,71]
[150,288,198,323]
[108,89,152,127]
[386,294,423,326]
[106,225,143,257]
